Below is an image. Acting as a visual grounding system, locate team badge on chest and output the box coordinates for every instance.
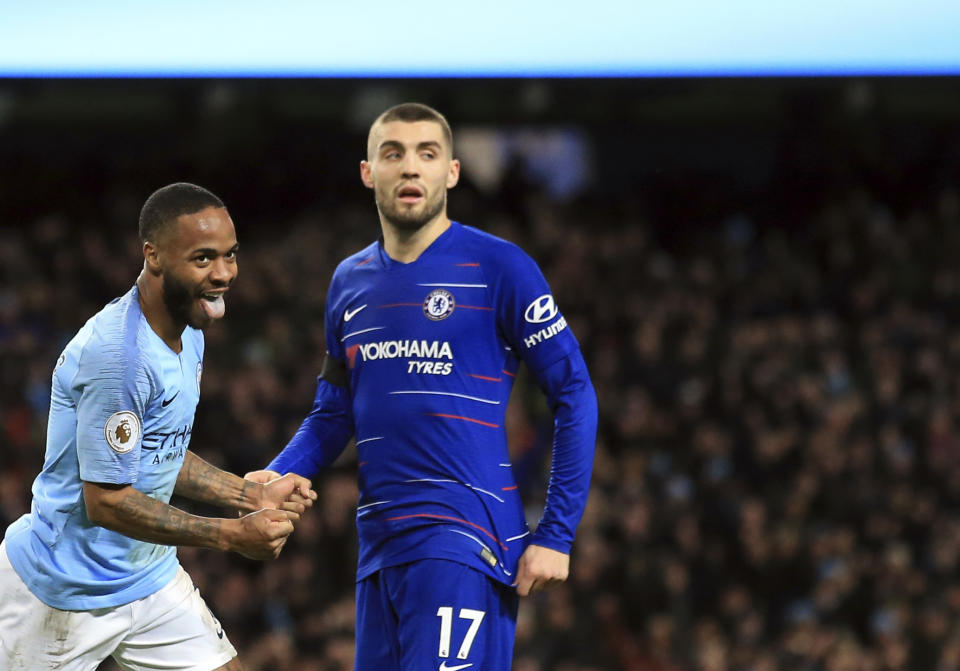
[423,289,455,321]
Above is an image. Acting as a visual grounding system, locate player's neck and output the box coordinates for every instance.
[136,271,184,353]
[381,215,451,264]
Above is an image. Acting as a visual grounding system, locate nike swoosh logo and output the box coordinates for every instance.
[439,663,473,671]
[161,391,180,407]
[344,305,367,322]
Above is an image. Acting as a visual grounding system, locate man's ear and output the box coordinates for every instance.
[446,158,461,189]
[143,240,162,275]
[360,160,375,189]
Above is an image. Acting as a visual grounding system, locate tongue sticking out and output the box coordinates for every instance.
[200,296,225,319]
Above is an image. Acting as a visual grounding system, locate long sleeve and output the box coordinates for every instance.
[486,238,597,554]
[267,376,355,478]
[528,347,598,553]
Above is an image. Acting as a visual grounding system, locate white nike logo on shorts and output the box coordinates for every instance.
[344,305,367,322]
[438,663,473,671]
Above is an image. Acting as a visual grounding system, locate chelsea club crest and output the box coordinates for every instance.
[423,289,455,321]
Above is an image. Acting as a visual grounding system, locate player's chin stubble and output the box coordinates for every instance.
[377,191,445,232]
[162,272,202,329]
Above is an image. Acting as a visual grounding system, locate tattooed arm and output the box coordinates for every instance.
[82,481,293,559]
[175,451,266,512]
[174,452,316,516]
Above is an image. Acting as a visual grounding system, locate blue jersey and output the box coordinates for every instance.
[3,285,203,610]
[270,222,597,585]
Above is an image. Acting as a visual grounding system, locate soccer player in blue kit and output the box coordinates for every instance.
[253,103,598,671]
[0,183,316,671]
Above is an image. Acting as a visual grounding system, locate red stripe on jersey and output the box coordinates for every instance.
[358,461,367,467]
[468,373,502,382]
[502,369,516,377]
[346,344,360,369]
[356,256,374,266]
[455,263,480,267]
[426,413,499,428]
[501,485,518,491]
[458,305,493,311]
[385,513,508,550]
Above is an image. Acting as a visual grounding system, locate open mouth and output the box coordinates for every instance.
[199,291,226,319]
[397,184,424,203]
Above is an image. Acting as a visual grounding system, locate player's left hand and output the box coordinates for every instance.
[257,472,317,523]
[513,544,569,597]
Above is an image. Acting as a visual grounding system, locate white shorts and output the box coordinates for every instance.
[0,541,237,671]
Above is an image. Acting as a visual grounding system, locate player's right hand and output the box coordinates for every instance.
[231,508,294,560]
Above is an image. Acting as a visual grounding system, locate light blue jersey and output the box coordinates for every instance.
[4,285,204,610]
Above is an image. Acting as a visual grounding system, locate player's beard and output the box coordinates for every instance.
[161,271,199,329]
[377,187,446,232]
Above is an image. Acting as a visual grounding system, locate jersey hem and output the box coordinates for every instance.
[357,549,516,588]
[5,527,180,611]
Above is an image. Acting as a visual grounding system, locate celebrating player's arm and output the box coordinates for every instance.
[83,452,316,561]
[174,451,316,521]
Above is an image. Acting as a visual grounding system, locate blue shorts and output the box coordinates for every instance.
[355,559,519,671]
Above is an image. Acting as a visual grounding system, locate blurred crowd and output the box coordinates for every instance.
[4,86,960,671]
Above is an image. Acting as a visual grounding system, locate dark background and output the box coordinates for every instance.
[2,77,960,671]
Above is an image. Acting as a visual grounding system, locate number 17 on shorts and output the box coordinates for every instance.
[436,607,484,662]
[355,559,519,671]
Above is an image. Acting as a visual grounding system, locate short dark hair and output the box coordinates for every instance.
[138,182,225,242]
[368,103,453,158]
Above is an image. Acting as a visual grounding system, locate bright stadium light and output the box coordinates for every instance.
[0,0,958,76]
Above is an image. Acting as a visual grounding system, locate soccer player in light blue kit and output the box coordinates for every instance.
[0,183,316,671]
[251,104,598,670]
